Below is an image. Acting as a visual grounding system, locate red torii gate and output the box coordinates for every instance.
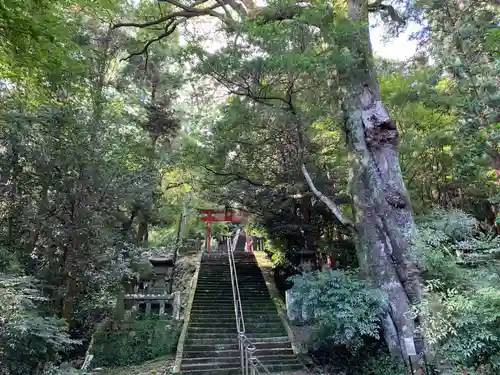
[197,208,244,249]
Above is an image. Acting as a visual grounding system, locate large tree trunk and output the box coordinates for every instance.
[343,0,423,361]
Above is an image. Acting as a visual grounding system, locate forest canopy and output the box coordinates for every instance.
[0,0,498,374]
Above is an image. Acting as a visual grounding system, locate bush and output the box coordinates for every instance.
[41,364,90,375]
[415,208,500,291]
[412,208,500,374]
[289,269,386,350]
[359,351,406,375]
[90,317,181,367]
[415,286,500,373]
[0,275,79,375]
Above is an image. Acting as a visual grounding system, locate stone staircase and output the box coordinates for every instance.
[180,248,305,374]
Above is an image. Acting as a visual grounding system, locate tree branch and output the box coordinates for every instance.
[367,0,406,25]
[301,164,354,230]
[122,20,179,61]
[165,181,189,190]
[203,165,267,187]
[113,0,228,30]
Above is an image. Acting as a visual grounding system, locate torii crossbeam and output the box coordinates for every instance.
[197,208,243,249]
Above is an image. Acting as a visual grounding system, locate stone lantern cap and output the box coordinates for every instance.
[148,253,174,266]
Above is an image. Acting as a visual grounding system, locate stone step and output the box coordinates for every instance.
[195,281,264,285]
[188,319,283,326]
[187,326,282,334]
[191,301,275,307]
[181,363,304,375]
[193,290,268,295]
[183,347,295,358]
[191,312,281,322]
[188,317,283,325]
[181,357,300,370]
[192,292,271,298]
[193,288,269,293]
[193,295,269,300]
[181,367,241,374]
[188,321,285,328]
[196,276,263,281]
[181,353,297,365]
[194,282,262,286]
[184,341,293,352]
[190,303,275,309]
[186,329,290,342]
[185,335,290,346]
[194,290,268,296]
[196,279,266,284]
[190,307,277,314]
[181,249,307,374]
[198,272,262,276]
[189,315,282,322]
[189,308,277,315]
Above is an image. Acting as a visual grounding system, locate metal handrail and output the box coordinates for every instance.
[227,229,245,334]
[227,231,273,375]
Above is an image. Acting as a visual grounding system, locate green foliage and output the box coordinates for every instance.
[0,275,80,375]
[415,208,500,288]
[41,363,90,375]
[289,270,386,350]
[91,318,180,367]
[359,351,406,375]
[415,286,500,372]
[0,0,498,370]
[412,209,500,373]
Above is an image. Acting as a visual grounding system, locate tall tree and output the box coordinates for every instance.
[114,0,424,360]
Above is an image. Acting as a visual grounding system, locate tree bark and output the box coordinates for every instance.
[136,219,149,244]
[342,0,423,361]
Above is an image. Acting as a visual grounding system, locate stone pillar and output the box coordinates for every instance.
[285,289,302,324]
[172,291,181,320]
[159,300,165,315]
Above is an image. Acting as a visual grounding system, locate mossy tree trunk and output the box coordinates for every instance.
[343,0,423,361]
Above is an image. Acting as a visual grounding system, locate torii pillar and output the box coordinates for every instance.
[198,208,243,249]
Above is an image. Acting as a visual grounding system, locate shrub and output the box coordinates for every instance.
[288,269,386,350]
[414,208,500,291]
[359,351,406,375]
[90,317,181,367]
[41,364,90,375]
[415,286,500,373]
[0,275,79,375]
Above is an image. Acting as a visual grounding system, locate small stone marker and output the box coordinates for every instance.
[404,337,417,356]
[173,291,181,320]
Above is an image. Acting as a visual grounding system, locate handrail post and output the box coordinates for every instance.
[247,344,256,375]
[228,229,271,375]
[239,332,245,375]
